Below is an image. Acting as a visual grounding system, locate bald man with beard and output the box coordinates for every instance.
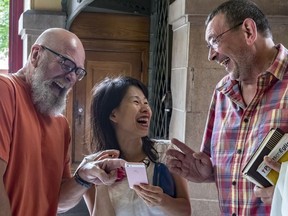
[0,28,124,216]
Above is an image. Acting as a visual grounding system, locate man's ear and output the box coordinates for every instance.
[30,45,41,67]
[242,18,257,45]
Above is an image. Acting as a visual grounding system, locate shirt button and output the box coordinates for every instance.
[237,149,242,154]
[232,181,236,186]
[244,118,249,123]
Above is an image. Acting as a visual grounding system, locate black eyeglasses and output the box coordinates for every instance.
[41,45,87,81]
[207,22,243,50]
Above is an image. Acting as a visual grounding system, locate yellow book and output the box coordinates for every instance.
[257,133,288,185]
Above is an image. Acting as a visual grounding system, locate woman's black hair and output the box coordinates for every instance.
[90,76,158,162]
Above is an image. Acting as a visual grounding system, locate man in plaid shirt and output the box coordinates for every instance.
[167,0,288,215]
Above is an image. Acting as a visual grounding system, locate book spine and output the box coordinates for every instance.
[247,146,273,187]
[243,174,264,188]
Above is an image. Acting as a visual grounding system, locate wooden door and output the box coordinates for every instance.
[67,12,150,171]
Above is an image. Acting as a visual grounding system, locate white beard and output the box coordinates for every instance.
[30,68,69,116]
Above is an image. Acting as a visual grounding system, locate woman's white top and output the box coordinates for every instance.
[108,141,171,216]
[270,161,288,216]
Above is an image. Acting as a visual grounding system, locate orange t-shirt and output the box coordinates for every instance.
[0,74,71,216]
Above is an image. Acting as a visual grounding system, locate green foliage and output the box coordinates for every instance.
[0,0,9,58]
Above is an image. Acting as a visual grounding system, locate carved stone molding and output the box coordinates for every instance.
[18,10,66,64]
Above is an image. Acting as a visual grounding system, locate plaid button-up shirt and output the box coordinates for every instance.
[202,44,288,216]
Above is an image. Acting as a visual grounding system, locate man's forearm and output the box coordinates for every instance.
[57,177,89,213]
[0,183,12,216]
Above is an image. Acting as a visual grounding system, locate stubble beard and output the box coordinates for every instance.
[231,47,253,81]
[31,67,69,116]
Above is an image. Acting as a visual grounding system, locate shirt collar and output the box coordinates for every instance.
[266,43,288,81]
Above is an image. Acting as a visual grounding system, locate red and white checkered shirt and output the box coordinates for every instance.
[202,44,288,216]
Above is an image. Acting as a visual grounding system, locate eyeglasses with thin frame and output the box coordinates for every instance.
[41,45,87,81]
[207,22,243,50]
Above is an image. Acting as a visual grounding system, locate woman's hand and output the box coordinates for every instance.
[133,184,165,207]
[133,181,191,216]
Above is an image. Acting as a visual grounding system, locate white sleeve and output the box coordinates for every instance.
[270,161,288,216]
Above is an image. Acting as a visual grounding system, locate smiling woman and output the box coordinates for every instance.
[81,76,191,216]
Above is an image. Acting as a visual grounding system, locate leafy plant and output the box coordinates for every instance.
[0,0,9,59]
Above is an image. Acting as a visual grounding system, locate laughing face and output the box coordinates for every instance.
[205,14,252,81]
[110,86,152,138]
[30,58,72,116]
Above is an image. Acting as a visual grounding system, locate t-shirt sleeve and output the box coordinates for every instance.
[62,147,72,179]
[61,117,73,179]
[0,76,16,163]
